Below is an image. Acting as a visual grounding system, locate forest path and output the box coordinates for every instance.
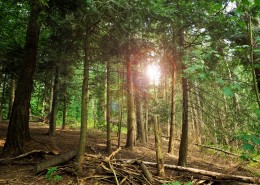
[0,121,258,184]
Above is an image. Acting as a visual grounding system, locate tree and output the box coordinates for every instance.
[3,0,41,156]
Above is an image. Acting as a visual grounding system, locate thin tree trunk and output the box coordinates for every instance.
[76,34,89,171]
[106,61,112,153]
[48,64,60,136]
[154,115,165,177]
[248,15,260,108]
[117,68,124,148]
[178,26,189,167]
[62,85,67,130]
[3,0,41,156]
[41,81,47,117]
[125,51,136,150]
[0,74,7,120]
[168,59,176,154]
[135,83,145,144]
[8,78,16,119]
[49,71,54,113]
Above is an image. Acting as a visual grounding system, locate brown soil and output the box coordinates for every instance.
[0,121,259,185]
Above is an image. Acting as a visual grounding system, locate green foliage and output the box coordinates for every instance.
[236,133,260,162]
[223,86,234,97]
[46,167,62,182]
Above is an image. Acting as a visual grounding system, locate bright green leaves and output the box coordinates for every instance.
[223,83,241,97]
[223,86,234,97]
[242,143,255,152]
[237,133,260,162]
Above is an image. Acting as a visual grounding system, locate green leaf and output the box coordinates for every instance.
[251,135,260,145]
[171,182,181,185]
[223,87,234,97]
[232,83,241,91]
[242,143,254,152]
[184,182,193,185]
[255,109,260,118]
[255,0,260,6]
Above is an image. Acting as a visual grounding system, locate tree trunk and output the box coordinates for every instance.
[178,26,189,167]
[154,115,165,177]
[48,63,60,136]
[117,68,124,148]
[3,0,41,156]
[34,150,77,174]
[62,85,67,130]
[0,74,7,120]
[62,61,68,130]
[8,78,16,119]
[76,34,89,171]
[135,72,145,144]
[49,70,54,113]
[106,60,112,153]
[248,15,260,108]
[168,59,176,154]
[125,52,136,150]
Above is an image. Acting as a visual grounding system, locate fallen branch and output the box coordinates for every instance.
[137,161,154,184]
[34,150,77,174]
[195,144,240,157]
[105,147,122,161]
[0,150,57,164]
[142,161,260,184]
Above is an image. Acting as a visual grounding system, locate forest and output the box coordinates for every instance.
[0,0,259,184]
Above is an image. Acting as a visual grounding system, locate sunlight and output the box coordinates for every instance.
[146,63,161,85]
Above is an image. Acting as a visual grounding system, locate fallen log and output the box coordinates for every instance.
[0,150,57,164]
[142,161,260,184]
[34,150,77,174]
[138,161,154,184]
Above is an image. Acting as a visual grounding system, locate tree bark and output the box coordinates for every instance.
[76,34,89,171]
[34,150,77,174]
[125,51,136,150]
[168,58,176,154]
[106,60,112,153]
[178,26,189,167]
[135,73,145,144]
[154,115,165,177]
[8,78,16,119]
[3,0,41,156]
[48,63,60,136]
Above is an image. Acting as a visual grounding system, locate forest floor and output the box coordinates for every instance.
[0,121,259,185]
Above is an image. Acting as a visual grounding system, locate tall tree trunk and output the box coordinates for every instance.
[76,34,89,171]
[3,0,41,156]
[41,81,47,117]
[248,15,260,108]
[62,61,68,130]
[135,91,145,143]
[48,63,60,136]
[125,52,136,150]
[49,70,54,113]
[117,68,124,148]
[0,74,7,120]
[134,68,145,144]
[8,78,16,119]
[154,115,165,177]
[106,61,112,153]
[168,59,176,154]
[178,27,189,167]
[62,85,67,130]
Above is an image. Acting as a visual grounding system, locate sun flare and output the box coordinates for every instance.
[146,63,161,85]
